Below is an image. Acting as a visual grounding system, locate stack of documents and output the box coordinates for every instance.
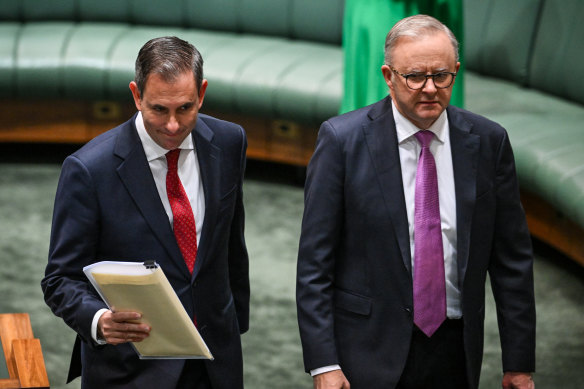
[84,261,213,360]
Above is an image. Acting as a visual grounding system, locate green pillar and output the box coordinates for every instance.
[340,0,464,114]
[417,0,464,108]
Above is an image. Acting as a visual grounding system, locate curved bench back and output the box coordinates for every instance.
[0,0,345,123]
[464,0,543,85]
[1,0,344,45]
[465,0,583,106]
[528,0,584,106]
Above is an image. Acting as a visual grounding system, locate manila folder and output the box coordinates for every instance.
[83,261,213,360]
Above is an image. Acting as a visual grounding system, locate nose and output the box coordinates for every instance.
[422,77,438,93]
[166,115,180,133]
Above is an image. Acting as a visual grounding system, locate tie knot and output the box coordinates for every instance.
[166,149,181,171]
[415,130,434,148]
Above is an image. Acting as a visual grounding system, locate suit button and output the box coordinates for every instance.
[404,307,412,316]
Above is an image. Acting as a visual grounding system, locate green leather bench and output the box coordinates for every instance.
[464,0,584,265]
[1,0,583,264]
[0,0,344,165]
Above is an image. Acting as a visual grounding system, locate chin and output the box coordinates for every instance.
[417,109,441,120]
[166,141,184,150]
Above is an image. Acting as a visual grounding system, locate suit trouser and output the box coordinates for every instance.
[176,359,212,389]
[397,319,468,389]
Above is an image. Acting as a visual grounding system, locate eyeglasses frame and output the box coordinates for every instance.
[388,65,457,90]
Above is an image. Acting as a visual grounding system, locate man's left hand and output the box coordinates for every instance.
[502,372,534,389]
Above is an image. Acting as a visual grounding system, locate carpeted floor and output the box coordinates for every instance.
[0,149,582,388]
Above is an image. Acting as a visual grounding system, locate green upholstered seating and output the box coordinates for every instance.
[464,0,584,264]
[0,0,344,125]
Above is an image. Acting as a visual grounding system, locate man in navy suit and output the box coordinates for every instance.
[42,36,249,389]
[296,15,535,389]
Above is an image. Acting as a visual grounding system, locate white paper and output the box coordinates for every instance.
[83,261,213,360]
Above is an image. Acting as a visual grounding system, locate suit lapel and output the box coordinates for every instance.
[447,106,480,286]
[192,118,221,280]
[114,118,189,278]
[363,98,412,272]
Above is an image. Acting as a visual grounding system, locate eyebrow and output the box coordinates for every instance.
[145,103,166,111]
[407,67,450,74]
[147,101,194,110]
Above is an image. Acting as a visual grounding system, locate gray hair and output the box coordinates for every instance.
[384,14,459,66]
[134,36,204,95]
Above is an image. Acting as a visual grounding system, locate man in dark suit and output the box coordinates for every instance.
[296,15,535,389]
[41,36,249,389]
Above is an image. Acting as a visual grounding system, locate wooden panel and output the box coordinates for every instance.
[0,314,34,380]
[0,378,20,389]
[0,99,134,144]
[205,110,318,167]
[521,190,584,266]
[12,340,49,389]
[0,99,319,166]
[0,314,49,389]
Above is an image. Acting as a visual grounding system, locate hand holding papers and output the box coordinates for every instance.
[83,261,213,360]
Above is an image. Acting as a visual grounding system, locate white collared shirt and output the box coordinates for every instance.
[392,101,461,319]
[91,112,205,343]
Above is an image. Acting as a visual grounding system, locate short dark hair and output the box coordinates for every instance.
[134,36,204,96]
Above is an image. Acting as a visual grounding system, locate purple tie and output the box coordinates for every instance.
[413,130,446,337]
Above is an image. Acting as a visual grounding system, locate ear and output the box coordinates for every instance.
[197,79,208,109]
[451,62,461,87]
[381,65,394,92]
[129,81,142,111]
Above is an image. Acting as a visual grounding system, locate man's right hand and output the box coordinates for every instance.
[97,310,151,345]
[313,370,350,389]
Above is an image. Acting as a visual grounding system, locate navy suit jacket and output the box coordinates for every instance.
[42,113,249,389]
[296,97,535,388]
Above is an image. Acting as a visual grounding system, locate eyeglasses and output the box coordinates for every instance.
[389,65,457,90]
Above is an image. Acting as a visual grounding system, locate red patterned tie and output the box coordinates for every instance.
[166,149,197,274]
[413,130,446,337]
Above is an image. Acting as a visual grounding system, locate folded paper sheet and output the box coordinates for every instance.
[84,261,213,360]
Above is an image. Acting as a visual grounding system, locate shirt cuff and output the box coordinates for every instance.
[91,308,109,345]
[310,365,341,377]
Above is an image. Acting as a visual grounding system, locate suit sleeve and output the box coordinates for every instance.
[41,156,108,344]
[488,130,536,372]
[229,126,250,334]
[296,121,345,372]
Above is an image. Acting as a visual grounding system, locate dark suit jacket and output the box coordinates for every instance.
[42,113,249,389]
[296,97,535,389]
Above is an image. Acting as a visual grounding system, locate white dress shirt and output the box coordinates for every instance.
[392,101,461,318]
[311,102,461,377]
[91,112,205,343]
